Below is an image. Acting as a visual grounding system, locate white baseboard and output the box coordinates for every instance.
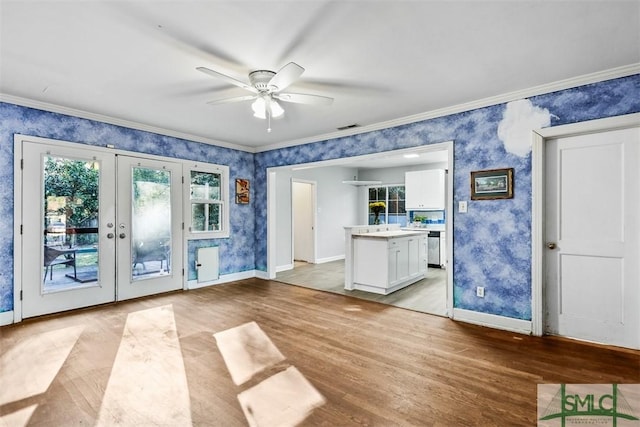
[187,270,256,290]
[276,263,294,273]
[254,270,270,280]
[452,308,532,335]
[316,255,345,264]
[0,310,14,326]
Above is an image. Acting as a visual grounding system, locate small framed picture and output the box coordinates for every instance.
[470,168,514,200]
[235,178,250,204]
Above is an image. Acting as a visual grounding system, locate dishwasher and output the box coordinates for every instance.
[427,231,441,268]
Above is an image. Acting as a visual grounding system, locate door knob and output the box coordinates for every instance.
[107,233,114,239]
[547,242,557,250]
[119,233,126,239]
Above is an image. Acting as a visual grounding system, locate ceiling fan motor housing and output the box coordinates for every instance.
[249,70,277,91]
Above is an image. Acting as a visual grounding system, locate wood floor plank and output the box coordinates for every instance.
[1,278,638,426]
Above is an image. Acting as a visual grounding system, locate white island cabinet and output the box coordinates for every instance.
[351,230,427,295]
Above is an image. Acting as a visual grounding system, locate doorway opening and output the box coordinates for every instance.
[267,141,454,318]
[292,180,316,264]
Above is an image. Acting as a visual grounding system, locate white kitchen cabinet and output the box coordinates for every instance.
[352,231,427,295]
[405,169,445,210]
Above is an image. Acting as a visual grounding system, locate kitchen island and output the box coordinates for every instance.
[344,226,428,295]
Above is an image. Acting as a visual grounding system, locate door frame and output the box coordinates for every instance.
[266,140,455,318]
[291,179,317,265]
[12,134,189,323]
[531,112,640,336]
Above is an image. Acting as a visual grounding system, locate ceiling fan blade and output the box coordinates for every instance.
[196,67,258,93]
[275,92,334,106]
[206,95,257,106]
[268,62,304,92]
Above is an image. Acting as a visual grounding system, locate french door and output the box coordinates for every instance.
[20,141,183,318]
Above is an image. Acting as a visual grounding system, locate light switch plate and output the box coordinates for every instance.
[459,201,468,213]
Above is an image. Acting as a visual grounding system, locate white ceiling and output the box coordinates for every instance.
[1,1,638,154]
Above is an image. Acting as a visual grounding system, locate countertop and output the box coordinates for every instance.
[352,229,428,239]
[403,225,446,232]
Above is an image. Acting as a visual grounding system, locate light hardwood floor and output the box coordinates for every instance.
[1,279,638,426]
[276,260,447,316]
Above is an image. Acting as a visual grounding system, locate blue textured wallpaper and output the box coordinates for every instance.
[1,74,638,320]
[254,75,640,320]
[0,104,255,312]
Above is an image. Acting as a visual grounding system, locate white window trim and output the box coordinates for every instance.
[184,162,230,239]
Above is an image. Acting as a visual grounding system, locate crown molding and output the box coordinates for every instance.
[2,64,638,155]
[256,63,640,153]
[0,94,254,153]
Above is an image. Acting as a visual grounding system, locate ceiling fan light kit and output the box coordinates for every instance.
[251,96,284,119]
[197,62,334,132]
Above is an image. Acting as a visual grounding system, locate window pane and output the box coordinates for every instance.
[389,186,399,199]
[131,167,172,279]
[191,203,221,232]
[43,156,100,292]
[191,203,206,232]
[191,171,220,200]
[367,185,406,225]
[368,187,377,200]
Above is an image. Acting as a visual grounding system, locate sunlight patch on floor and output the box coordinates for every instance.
[213,321,285,386]
[215,321,325,426]
[0,404,38,427]
[96,304,191,426]
[238,366,326,427]
[0,325,84,406]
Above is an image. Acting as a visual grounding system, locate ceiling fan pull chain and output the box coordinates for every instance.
[267,110,272,133]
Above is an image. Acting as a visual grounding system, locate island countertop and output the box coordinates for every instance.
[352,229,428,239]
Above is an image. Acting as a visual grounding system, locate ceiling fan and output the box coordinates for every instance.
[196,62,333,132]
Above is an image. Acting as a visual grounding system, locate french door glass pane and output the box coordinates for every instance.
[42,156,100,292]
[131,167,172,280]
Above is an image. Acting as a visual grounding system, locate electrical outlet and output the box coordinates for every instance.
[476,286,485,298]
[459,201,468,213]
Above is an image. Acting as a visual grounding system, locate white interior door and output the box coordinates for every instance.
[292,181,314,263]
[21,142,117,318]
[544,126,639,349]
[116,156,183,300]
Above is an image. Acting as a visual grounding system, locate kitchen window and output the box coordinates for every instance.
[368,185,406,226]
[185,164,230,238]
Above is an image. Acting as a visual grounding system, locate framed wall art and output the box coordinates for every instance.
[470,168,514,200]
[235,178,250,204]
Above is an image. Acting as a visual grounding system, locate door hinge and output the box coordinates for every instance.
[182,268,185,276]
[182,176,184,184]
[20,224,23,234]
[20,158,24,169]
[20,290,23,301]
[182,222,184,230]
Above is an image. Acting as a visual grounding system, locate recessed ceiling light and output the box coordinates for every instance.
[403,153,420,159]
